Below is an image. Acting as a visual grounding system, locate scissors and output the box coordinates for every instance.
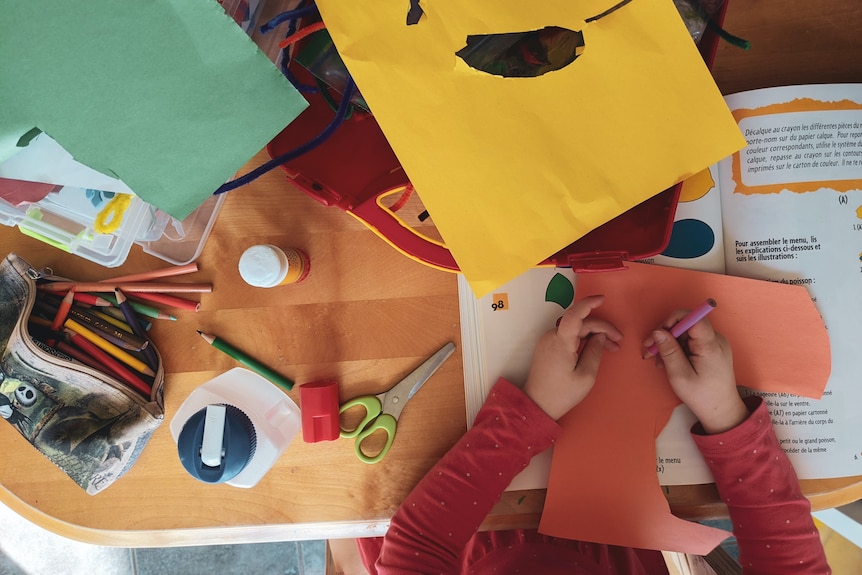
[339,342,456,464]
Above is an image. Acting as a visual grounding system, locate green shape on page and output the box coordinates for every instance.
[545,273,574,309]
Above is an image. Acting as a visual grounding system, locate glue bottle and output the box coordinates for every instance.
[238,244,310,288]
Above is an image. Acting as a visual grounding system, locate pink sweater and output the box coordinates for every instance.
[359,379,830,574]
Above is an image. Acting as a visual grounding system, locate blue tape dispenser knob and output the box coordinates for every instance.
[177,404,257,484]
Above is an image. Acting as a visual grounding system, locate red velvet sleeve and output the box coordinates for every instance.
[691,396,831,574]
[373,378,560,574]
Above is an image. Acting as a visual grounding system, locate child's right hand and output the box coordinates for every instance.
[642,312,749,434]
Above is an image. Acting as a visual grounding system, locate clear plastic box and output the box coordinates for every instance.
[0,186,224,268]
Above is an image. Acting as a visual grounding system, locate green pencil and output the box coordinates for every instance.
[101,293,176,321]
[197,330,294,391]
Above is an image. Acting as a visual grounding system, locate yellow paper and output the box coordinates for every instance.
[315,0,746,296]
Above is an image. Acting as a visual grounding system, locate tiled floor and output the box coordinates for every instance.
[0,501,324,575]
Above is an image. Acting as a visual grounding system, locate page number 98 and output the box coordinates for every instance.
[491,294,509,311]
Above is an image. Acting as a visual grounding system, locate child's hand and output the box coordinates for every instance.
[642,311,748,434]
[523,295,622,420]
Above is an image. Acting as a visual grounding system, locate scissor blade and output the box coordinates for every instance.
[382,342,456,419]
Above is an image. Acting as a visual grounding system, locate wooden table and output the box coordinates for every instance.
[1,0,861,547]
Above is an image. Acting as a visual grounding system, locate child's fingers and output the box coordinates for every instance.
[642,309,690,352]
[579,317,623,343]
[682,317,721,356]
[574,333,607,381]
[642,309,718,356]
[556,295,606,342]
[650,328,697,381]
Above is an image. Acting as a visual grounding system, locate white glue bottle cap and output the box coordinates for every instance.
[238,245,309,288]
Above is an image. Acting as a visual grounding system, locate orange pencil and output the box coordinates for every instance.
[98,262,199,283]
[50,289,75,331]
[42,281,212,294]
[129,291,201,312]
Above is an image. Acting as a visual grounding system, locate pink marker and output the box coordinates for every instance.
[646,298,717,357]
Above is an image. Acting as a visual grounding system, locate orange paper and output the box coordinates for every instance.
[539,262,830,553]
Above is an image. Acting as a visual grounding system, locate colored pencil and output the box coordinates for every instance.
[645,298,718,357]
[128,291,201,312]
[115,289,159,370]
[100,294,176,321]
[97,262,199,283]
[66,333,152,397]
[67,307,148,351]
[57,340,105,373]
[96,307,152,331]
[73,292,112,307]
[91,309,135,332]
[28,315,54,329]
[42,281,212,294]
[50,289,75,331]
[197,331,294,391]
[64,319,155,376]
[36,296,147,351]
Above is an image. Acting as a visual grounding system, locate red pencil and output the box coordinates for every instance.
[128,291,201,312]
[57,341,104,373]
[67,332,152,397]
[73,292,113,307]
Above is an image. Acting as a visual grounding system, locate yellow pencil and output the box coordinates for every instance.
[64,319,155,376]
[91,309,135,333]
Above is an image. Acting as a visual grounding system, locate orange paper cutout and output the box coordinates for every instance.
[539,262,830,553]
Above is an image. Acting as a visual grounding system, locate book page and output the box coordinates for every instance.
[458,268,576,490]
[718,84,862,480]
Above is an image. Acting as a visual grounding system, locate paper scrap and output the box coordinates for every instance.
[0,133,134,195]
[539,262,830,552]
[0,0,308,219]
[314,0,746,296]
[0,178,59,206]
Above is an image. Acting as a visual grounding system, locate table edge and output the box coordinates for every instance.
[7,475,862,547]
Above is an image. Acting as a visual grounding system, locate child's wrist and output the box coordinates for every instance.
[695,396,750,435]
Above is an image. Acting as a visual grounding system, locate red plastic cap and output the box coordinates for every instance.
[300,380,340,443]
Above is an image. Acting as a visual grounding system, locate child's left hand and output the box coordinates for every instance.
[523,295,622,420]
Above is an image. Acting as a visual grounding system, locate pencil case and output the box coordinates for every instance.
[0,252,164,494]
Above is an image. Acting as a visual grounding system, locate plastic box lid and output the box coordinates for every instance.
[0,185,224,268]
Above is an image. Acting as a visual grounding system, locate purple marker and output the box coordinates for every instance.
[646,298,717,357]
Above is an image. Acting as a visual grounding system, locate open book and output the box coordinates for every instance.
[459,83,862,490]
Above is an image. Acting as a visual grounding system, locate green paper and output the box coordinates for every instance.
[0,0,308,219]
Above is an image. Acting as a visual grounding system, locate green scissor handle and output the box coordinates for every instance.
[353,413,397,464]
[339,396,382,438]
[339,396,398,464]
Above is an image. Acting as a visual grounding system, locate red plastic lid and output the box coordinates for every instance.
[300,380,341,443]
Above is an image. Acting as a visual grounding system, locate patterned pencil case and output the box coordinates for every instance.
[0,252,164,494]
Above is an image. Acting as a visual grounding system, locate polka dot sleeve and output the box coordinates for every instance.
[692,396,831,574]
[374,378,560,574]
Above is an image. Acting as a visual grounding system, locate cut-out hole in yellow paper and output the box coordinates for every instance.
[456,27,585,78]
